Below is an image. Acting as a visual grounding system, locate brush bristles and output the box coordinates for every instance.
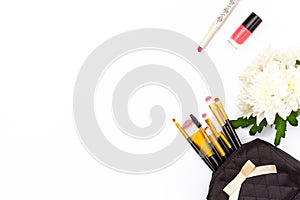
[214,98,220,103]
[205,96,213,104]
[190,114,202,128]
[182,119,193,130]
[172,119,176,123]
[202,113,208,120]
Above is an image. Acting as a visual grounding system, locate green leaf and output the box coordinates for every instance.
[296,109,300,116]
[287,111,299,126]
[230,117,256,129]
[296,60,300,66]
[274,115,287,146]
[249,118,268,135]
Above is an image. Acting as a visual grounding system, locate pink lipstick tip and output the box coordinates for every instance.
[197,46,203,52]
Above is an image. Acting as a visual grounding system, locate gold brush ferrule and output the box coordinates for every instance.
[192,130,214,157]
[173,119,189,139]
[209,103,226,126]
[215,98,229,120]
[200,127,212,143]
[205,117,220,138]
[205,127,226,157]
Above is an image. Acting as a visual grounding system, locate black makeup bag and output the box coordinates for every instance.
[207,139,300,200]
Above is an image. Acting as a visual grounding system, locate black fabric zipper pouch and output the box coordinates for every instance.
[207,139,300,200]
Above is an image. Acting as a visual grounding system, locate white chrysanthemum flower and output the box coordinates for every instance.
[237,47,300,125]
[286,67,300,110]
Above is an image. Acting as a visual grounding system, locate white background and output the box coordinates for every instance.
[1,0,300,199]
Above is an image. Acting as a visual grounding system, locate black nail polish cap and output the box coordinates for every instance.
[242,12,263,33]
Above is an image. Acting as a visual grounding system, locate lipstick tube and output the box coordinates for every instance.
[198,0,241,52]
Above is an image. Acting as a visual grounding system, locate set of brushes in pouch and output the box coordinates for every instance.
[173,97,242,172]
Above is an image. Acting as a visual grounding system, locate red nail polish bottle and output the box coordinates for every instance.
[229,12,262,48]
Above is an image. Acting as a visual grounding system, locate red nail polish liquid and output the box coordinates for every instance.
[229,12,262,48]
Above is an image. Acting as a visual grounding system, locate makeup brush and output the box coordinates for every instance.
[181,119,221,170]
[205,96,239,151]
[186,123,220,171]
[189,115,223,163]
[203,126,227,162]
[202,113,232,155]
[189,114,223,163]
[219,131,234,153]
[173,119,217,172]
[214,98,242,147]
